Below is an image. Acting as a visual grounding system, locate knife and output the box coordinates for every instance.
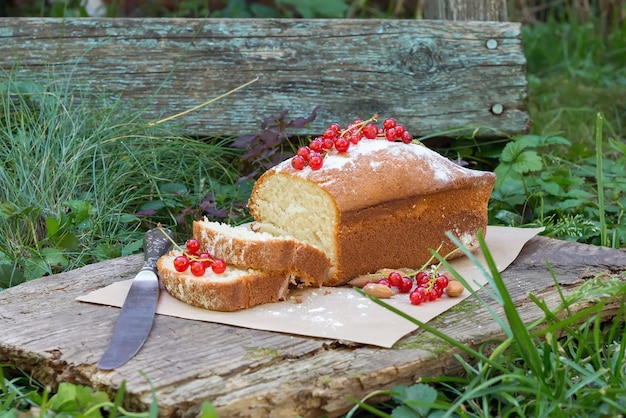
[97,227,174,370]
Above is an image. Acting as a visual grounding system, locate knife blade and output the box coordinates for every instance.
[97,227,174,370]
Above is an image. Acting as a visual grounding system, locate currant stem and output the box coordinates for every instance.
[339,114,379,138]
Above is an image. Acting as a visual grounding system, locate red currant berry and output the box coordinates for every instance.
[198,252,213,268]
[329,123,341,133]
[291,155,306,170]
[309,153,324,170]
[310,138,324,152]
[385,128,397,141]
[211,258,227,274]
[401,131,413,144]
[435,274,449,290]
[409,290,424,305]
[185,238,201,255]
[173,255,190,272]
[394,124,405,138]
[388,271,403,287]
[362,124,378,139]
[428,288,439,301]
[383,118,396,130]
[348,134,362,144]
[414,286,428,298]
[190,261,206,276]
[322,129,337,140]
[416,271,430,286]
[398,276,413,293]
[435,284,444,297]
[335,137,350,152]
[297,146,311,160]
[322,137,335,149]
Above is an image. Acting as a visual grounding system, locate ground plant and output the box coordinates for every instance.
[1,0,626,416]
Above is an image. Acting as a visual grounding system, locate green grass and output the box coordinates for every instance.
[0,68,247,288]
[347,234,626,417]
[2,8,626,418]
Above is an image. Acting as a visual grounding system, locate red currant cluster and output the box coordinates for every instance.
[172,238,227,277]
[291,115,414,171]
[374,270,451,305]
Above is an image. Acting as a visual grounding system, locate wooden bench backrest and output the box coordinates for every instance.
[0,18,528,138]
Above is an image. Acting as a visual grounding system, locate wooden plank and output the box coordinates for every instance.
[0,18,528,138]
[1,237,625,417]
[424,0,508,21]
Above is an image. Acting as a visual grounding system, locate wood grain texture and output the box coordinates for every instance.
[1,237,625,417]
[424,0,508,21]
[0,18,528,137]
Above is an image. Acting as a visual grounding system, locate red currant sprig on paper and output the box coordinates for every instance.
[291,115,415,171]
[373,269,451,305]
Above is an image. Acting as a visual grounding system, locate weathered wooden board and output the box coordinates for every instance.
[0,18,528,138]
[1,236,625,417]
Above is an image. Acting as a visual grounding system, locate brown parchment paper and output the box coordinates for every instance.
[77,226,543,348]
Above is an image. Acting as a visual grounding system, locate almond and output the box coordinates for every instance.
[363,283,395,298]
[348,275,383,288]
[445,280,465,297]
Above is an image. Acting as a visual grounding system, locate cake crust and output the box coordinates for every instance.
[157,250,291,312]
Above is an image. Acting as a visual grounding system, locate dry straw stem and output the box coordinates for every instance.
[147,77,260,126]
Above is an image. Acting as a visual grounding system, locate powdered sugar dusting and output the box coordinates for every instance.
[276,139,480,184]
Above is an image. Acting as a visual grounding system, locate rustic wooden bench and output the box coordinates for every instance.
[2,13,625,418]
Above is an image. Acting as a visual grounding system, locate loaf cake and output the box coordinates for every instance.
[192,218,330,286]
[248,139,496,286]
[157,250,291,312]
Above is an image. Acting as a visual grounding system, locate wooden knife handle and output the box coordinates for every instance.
[143,227,175,272]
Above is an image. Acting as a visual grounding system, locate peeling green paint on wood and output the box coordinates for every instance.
[0,18,529,137]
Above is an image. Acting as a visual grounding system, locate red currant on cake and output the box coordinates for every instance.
[383,118,396,130]
[190,261,206,276]
[173,255,190,272]
[211,258,227,274]
[309,138,324,153]
[291,155,306,170]
[362,123,378,139]
[334,137,350,152]
[185,238,201,255]
[309,153,324,170]
[289,115,417,172]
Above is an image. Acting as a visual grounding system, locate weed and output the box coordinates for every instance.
[349,233,626,417]
[0,70,244,285]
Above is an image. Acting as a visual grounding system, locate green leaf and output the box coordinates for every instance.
[392,404,423,418]
[200,401,220,418]
[609,137,626,155]
[511,150,543,174]
[63,199,93,225]
[0,201,19,220]
[94,243,122,261]
[500,140,528,163]
[391,383,438,417]
[139,200,167,211]
[42,247,69,269]
[392,384,437,405]
[118,213,141,224]
[122,238,144,257]
[45,217,61,238]
[159,182,188,195]
[0,262,26,289]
